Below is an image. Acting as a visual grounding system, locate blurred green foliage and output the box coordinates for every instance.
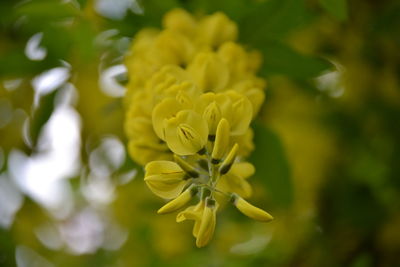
[1,0,400,266]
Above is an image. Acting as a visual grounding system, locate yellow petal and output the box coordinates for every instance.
[164,110,208,155]
[202,101,222,135]
[152,97,185,140]
[176,200,204,223]
[195,92,233,124]
[196,198,218,248]
[234,195,273,222]
[174,154,200,178]
[144,161,187,199]
[188,52,229,92]
[216,172,252,198]
[217,42,248,77]
[127,139,171,166]
[157,186,198,214]
[226,91,253,135]
[231,128,255,157]
[148,65,187,91]
[198,12,238,47]
[155,30,194,66]
[162,8,197,36]
[229,162,255,179]
[219,143,239,175]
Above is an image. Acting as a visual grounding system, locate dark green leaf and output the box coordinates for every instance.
[250,122,293,208]
[239,0,314,42]
[259,40,332,79]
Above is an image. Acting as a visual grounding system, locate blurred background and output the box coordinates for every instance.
[1,0,400,266]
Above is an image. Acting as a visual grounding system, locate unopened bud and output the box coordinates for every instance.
[211,118,230,164]
[174,154,199,178]
[158,186,198,214]
[219,143,238,174]
[196,197,218,248]
[231,194,273,222]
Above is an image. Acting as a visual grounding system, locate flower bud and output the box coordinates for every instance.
[211,118,230,164]
[196,198,218,248]
[162,8,197,36]
[198,12,238,47]
[173,154,199,178]
[158,186,198,214]
[219,143,238,175]
[231,194,273,222]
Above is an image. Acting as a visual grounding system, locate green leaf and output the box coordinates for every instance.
[319,0,348,21]
[14,0,80,20]
[250,122,293,208]
[239,0,314,42]
[259,40,332,79]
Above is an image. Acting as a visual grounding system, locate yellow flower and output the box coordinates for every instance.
[195,91,253,136]
[176,200,205,238]
[173,154,200,178]
[188,52,229,92]
[219,143,239,175]
[164,110,208,155]
[162,8,197,36]
[211,118,230,163]
[124,9,273,247]
[196,198,218,248]
[127,139,171,166]
[125,117,171,165]
[195,92,231,133]
[202,101,222,135]
[158,186,198,214]
[154,30,195,66]
[225,90,253,135]
[152,95,193,140]
[177,198,218,248]
[232,194,273,222]
[231,128,255,158]
[217,42,250,79]
[198,12,238,47]
[144,161,189,199]
[232,78,266,116]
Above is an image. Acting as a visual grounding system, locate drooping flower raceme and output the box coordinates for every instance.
[124,9,273,247]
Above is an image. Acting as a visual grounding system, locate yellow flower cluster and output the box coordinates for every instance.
[124,9,273,247]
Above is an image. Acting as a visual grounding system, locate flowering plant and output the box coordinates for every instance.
[124,9,272,247]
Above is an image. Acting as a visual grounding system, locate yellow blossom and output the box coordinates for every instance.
[198,12,238,47]
[176,200,205,238]
[158,186,198,214]
[162,8,197,36]
[211,118,230,163]
[196,198,218,248]
[123,8,273,248]
[232,194,274,222]
[164,110,208,155]
[144,161,189,199]
[188,52,229,92]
